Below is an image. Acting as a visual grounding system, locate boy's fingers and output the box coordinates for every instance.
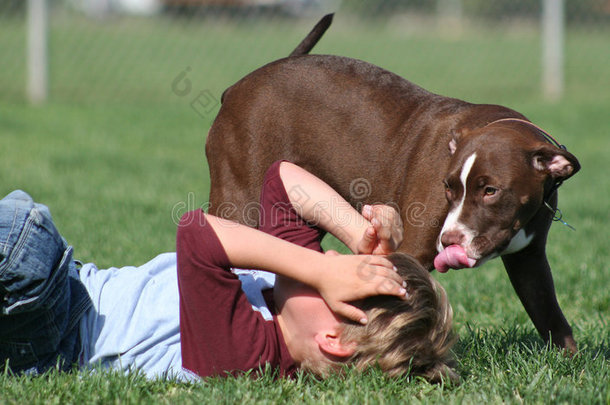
[372,205,394,225]
[360,257,405,291]
[373,276,408,300]
[353,266,407,303]
[373,205,403,230]
[336,302,368,325]
[372,217,392,245]
[357,226,377,254]
[358,263,404,289]
[361,204,373,221]
[363,255,394,270]
[370,206,402,252]
[379,266,405,288]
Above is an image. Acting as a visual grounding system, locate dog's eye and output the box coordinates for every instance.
[484,186,498,196]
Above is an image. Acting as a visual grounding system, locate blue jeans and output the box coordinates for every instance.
[0,190,92,374]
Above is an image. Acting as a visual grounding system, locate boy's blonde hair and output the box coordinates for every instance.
[303,253,457,383]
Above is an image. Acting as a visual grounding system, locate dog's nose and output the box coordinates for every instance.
[441,230,465,248]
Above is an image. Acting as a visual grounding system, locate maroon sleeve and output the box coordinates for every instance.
[176,209,295,378]
[258,160,325,251]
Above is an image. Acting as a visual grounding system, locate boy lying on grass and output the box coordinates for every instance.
[0,161,456,382]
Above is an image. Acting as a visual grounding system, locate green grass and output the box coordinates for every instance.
[0,14,609,404]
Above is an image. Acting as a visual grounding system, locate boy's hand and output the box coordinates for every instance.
[357,205,404,255]
[315,252,407,324]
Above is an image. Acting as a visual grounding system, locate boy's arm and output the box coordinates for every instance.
[205,214,407,324]
[278,162,403,255]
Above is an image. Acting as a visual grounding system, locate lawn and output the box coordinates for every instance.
[0,13,608,404]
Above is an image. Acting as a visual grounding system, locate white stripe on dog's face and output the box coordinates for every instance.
[437,153,477,252]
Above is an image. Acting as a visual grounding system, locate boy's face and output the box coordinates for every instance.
[274,274,340,332]
[274,275,355,367]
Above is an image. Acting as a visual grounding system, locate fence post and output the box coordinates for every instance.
[27,0,49,104]
[437,0,463,33]
[542,0,564,101]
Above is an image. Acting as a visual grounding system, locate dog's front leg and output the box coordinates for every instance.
[501,241,577,354]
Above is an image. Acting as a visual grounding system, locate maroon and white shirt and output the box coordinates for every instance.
[176,161,326,378]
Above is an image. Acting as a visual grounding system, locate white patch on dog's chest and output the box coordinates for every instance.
[501,229,535,255]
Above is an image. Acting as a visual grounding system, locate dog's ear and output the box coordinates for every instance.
[532,144,581,181]
[449,136,457,155]
[448,128,471,155]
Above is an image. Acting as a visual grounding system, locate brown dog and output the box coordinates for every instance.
[206,15,580,353]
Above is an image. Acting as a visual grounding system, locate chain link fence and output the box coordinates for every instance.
[1,0,609,107]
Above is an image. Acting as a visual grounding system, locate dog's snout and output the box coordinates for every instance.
[441,230,465,248]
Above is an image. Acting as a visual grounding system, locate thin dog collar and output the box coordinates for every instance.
[486,117,567,151]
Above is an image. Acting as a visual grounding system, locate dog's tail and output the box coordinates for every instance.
[220,14,333,104]
[289,13,334,57]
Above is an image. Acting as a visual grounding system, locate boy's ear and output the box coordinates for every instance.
[314,331,356,358]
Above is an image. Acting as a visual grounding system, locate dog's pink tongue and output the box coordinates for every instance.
[434,245,477,273]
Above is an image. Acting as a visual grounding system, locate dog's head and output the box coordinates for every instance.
[435,119,580,270]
